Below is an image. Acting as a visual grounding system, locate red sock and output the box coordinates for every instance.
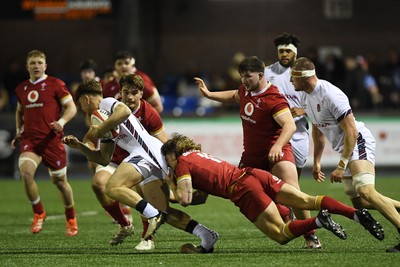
[288,218,317,237]
[141,219,149,239]
[103,202,130,226]
[276,204,291,220]
[32,201,44,214]
[321,196,355,219]
[65,207,76,220]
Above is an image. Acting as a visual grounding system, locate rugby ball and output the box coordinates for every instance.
[179,243,197,253]
[90,109,120,139]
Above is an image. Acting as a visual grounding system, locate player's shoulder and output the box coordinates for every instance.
[46,75,66,86]
[265,62,286,75]
[15,79,30,92]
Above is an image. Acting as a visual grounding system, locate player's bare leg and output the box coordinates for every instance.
[272,161,321,248]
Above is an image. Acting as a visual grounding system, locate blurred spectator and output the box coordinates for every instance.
[343,56,382,111]
[225,52,245,89]
[322,53,346,88]
[377,48,400,109]
[2,57,28,110]
[0,83,9,111]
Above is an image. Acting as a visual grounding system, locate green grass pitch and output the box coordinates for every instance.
[0,176,399,266]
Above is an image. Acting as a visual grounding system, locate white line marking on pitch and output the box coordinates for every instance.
[30,211,98,221]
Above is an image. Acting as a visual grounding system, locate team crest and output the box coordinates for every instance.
[317,103,321,112]
[244,102,254,116]
[41,82,46,90]
[27,90,39,103]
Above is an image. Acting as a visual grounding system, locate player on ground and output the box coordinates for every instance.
[63,79,219,253]
[290,57,400,253]
[103,51,163,112]
[11,49,78,236]
[162,133,384,249]
[264,33,320,248]
[196,56,320,248]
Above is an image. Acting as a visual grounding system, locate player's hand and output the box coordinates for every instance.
[331,168,345,183]
[268,144,283,163]
[62,135,80,148]
[50,120,64,133]
[290,107,306,118]
[194,77,210,97]
[312,163,325,182]
[11,133,22,149]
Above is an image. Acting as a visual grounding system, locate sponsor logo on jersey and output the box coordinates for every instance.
[240,114,256,124]
[244,102,254,116]
[26,90,44,108]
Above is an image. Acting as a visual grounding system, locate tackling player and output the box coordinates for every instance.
[162,133,384,249]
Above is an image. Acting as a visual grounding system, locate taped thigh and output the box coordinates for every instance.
[48,167,67,177]
[18,157,38,169]
[352,172,375,190]
[342,178,359,199]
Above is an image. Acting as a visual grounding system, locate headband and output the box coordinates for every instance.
[290,69,316,78]
[277,44,297,55]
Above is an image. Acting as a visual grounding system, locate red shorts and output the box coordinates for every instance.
[230,168,285,222]
[20,133,66,170]
[239,143,295,172]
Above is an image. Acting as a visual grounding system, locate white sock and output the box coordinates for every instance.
[142,204,159,219]
[315,218,322,228]
[193,224,218,250]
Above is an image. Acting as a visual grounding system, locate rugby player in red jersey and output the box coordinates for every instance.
[11,50,78,236]
[161,133,384,249]
[196,56,320,247]
[103,51,163,113]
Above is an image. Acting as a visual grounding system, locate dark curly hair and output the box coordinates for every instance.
[273,32,301,48]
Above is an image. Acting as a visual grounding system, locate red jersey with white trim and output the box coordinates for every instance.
[238,83,290,157]
[175,150,246,199]
[102,69,157,101]
[111,99,165,165]
[15,75,72,138]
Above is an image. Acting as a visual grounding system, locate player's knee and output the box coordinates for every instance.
[49,167,67,178]
[353,173,375,201]
[343,179,359,199]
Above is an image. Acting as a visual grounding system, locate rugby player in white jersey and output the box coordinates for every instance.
[290,57,400,253]
[63,80,219,253]
[264,33,320,248]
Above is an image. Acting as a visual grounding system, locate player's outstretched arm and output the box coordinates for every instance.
[194,77,238,103]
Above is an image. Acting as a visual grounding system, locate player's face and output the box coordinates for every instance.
[290,74,306,92]
[120,86,143,111]
[278,49,296,68]
[78,95,98,114]
[240,71,262,92]
[81,69,96,82]
[165,153,177,170]
[115,58,133,76]
[26,56,47,81]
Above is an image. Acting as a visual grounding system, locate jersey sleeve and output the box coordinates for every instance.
[55,79,73,105]
[175,159,191,183]
[99,97,120,113]
[326,89,352,122]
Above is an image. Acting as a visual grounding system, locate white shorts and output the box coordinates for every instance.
[290,137,309,169]
[123,154,163,185]
[344,129,376,176]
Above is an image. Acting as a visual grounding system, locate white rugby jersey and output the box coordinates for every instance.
[265,62,308,141]
[99,97,168,175]
[300,79,367,153]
